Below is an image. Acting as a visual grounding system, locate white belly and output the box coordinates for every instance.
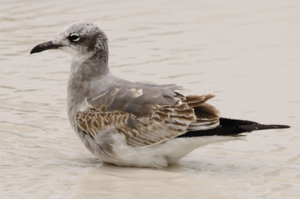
[89,131,240,168]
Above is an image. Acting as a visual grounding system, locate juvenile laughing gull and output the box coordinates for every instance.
[30,21,289,168]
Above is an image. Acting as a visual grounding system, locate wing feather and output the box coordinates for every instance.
[87,83,181,116]
[76,100,197,147]
[77,81,221,147]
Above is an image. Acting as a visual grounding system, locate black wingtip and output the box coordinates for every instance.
[273,124,290,129]
[177,118,290,138]
[239,124,290,131]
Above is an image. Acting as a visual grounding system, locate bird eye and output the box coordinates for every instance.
[69,34,80,42]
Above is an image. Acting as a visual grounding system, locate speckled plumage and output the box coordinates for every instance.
[76,94,219,148]
[30,21,290,168]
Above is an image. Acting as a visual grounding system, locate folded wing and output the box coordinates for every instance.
[76,82,220,147]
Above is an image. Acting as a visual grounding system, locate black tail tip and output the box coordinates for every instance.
[273,124,290,129]
[240,124,290,131]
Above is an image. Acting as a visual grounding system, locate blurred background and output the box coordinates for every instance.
[0,0,299,198]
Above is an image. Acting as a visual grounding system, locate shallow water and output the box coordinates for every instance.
[1,0,300,198]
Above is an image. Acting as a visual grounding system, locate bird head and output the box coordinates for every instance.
[30,21,108,61]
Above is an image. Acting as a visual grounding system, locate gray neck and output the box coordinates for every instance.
[67,50,112,121]
[71,48,109,75]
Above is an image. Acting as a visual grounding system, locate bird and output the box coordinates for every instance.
[30,21,290,168]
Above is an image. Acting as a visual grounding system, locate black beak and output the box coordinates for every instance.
[30,41,62,54]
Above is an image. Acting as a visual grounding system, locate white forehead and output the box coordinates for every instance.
[53,21,108,46]
[61,21,101,37]
[52,21,108,58]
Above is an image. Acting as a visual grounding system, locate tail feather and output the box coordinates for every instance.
[177,117,290,138]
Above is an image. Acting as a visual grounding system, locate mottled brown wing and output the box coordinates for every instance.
[76,101,196,147]
[77,91,220,147]
[182,94,221,130]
